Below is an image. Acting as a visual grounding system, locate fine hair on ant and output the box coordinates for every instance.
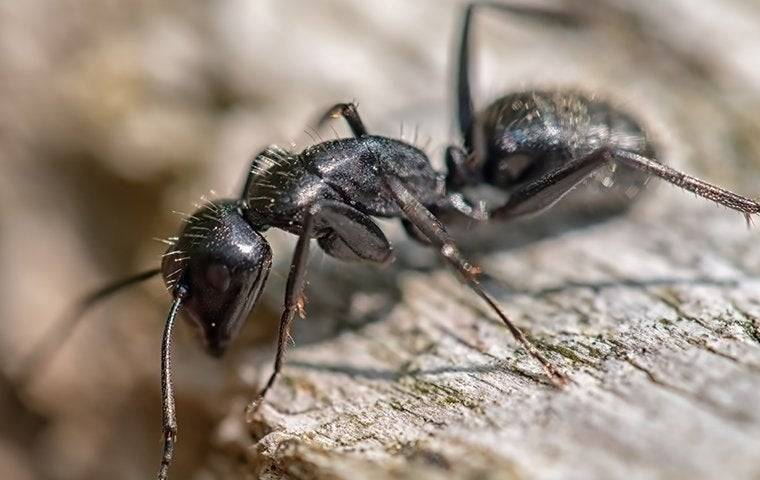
[14,2,759,479]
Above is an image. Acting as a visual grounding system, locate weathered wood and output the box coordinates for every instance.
[211,197,760,480]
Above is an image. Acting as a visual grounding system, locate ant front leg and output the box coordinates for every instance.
[314,201,393,264]
[384,174,567,386]
[249,200,393,412]
[249,206,317,412]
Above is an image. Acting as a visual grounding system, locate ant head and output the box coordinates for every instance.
[162,200,272,357]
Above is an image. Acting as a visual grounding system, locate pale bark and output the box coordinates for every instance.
[217,198,760,480]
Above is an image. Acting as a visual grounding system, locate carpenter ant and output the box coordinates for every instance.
[15,3,760,480]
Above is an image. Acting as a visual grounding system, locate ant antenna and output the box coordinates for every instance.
[157,288,186,480]
[14,268,161,389]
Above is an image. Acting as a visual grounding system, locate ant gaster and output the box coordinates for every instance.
[439,2,760,224]
[16,3,760,480]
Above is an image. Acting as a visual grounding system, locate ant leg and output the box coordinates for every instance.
[492,149,760,223]
[613,150,760,223]
[157,286,188,480]
[250,207,317,412]
[250,201,392,413]
[315,102,368,137]
[491,151,609,220]
[445,144,481,189]
[401,218,433,245]
[315,201,393,263]
[14,268,161,389]
[454,2,583,151]
[384,174,567,386]
[455,2,479,151]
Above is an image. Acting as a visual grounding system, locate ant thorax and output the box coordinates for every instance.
[243,145,341,231]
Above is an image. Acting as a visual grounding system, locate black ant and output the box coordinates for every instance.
[15,2,760,480]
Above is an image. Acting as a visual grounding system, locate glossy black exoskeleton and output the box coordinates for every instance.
[153,120,553,480]
[17,3,760,480]
[442,2,760,223]
[161,200,272,357]
[16,118,530,480]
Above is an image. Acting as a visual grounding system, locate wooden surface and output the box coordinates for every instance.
[211,197,760,480]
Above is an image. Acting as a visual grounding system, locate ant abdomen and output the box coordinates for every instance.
[479,91,656,191]
[450,90,660,218]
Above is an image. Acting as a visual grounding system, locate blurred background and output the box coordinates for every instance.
[1,0,760,479]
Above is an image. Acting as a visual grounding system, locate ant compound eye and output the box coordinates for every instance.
[205,263,231,292]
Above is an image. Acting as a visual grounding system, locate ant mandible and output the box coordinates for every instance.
[16,2,760,480]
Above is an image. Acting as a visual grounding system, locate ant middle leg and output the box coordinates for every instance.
[384,174,567,386]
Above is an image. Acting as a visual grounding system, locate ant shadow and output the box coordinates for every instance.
[287,358,541,384]
[289,273,742,385]
[283,194,745,362]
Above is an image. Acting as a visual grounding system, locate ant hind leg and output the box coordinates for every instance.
[454,1,585,151]
[490,150,609,220]
[491,148,760,224]
[613,149,760,224]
